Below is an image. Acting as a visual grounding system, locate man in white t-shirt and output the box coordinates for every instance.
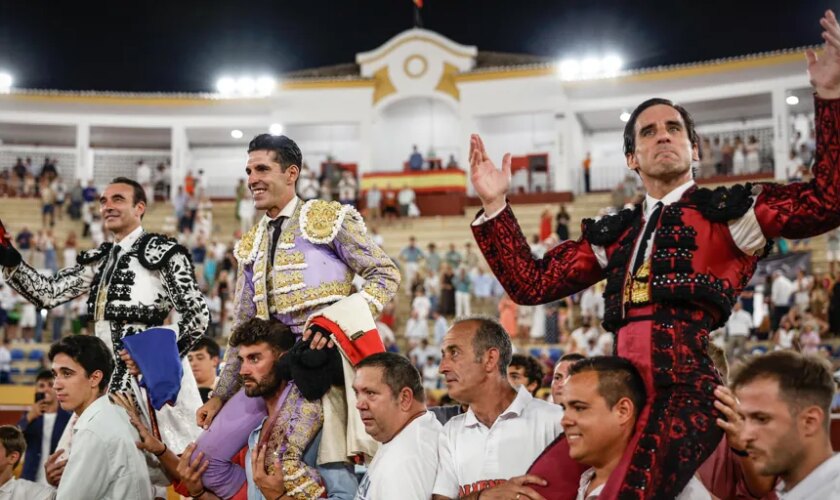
[570,316,602,355]
[433,317,564,499]
[563,356,710,499]
[353,352,442,500]
[733,350,840,499]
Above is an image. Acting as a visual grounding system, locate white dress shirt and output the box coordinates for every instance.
[433,386,564,498]
[0,477,55,500]
[56,395,152,500]
[576,468,711,499]
[775,453,840,499]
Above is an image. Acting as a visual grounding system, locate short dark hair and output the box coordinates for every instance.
[190,337,221,359]
[568,356,647,418]
[510,354,544,392]
[110,177,147,207]
[229,318,295,354]
[48,336,114,393]
[623,97,699,156]
[35,369,55,383]
[0,426,25,467]
[559,353,586,364]
[247,134,303,173]
[356,352,425,402]
[731,351,835,430]
[454,316,512,375]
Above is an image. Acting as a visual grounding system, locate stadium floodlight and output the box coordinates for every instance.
[231,129,244,139]
[269,123,284,136]
[620,111,631,123]
[558,59,580,80]
[0,72,12,93]
[256,77,276,96]
[786,95,800,106]
[580,57,602,77]
[602,55,623,75]
[236,77,256,96]
[216,77,236,95]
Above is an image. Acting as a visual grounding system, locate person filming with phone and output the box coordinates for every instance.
[17,369,71,485]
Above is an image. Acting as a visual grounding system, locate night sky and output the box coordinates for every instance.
[0,0,829,93]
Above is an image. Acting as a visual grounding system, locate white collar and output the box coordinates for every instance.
[73,395,110,431]
[266,197,299,222]
[776,452,840,497]
[643,179,695,217]
[464,385,532,428]
[113,225,144,251]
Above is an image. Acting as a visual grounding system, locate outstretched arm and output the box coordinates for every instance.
[755,10,840,239]
[3,261,95,310]
[468,134,605,304]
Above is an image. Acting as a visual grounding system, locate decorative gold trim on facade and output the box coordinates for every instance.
[435,62,461,101]
[357,34,474,66]
[372,67,397,105]
[403,55,429,79]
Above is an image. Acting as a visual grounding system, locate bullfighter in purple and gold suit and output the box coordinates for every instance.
[193,134,399,499]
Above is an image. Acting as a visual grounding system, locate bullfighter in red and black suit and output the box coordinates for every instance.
[467,10,840,499]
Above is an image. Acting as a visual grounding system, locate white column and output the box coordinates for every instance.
[170,125,188,202]
[358,115,373,176]
[75,123,92,182]
[771,87,791,181]
[556,109,584,194]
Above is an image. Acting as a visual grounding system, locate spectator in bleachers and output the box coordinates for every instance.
[381,184,399,223]
[424,243,441,273]
[569,316,602,355]
[12,158,25,191]
[297,164,320,202]
[772,316,798,351]
[337,170,358,207]
[18,369,72,484]
[405,310,428,349]
[453,267,472,318]
[446,154,459,170]
[471,267,494,316]
[721,137,734,174]
[444,243,462,270]
[399,236,424,296]
[184,170,196,197]
[353,353,442,499]
[745,135,761,173]
[786,149,806,181]
[794,268,814,313]
[397,184,416,219]
[52,175,65,222]
[438,263,456,316]
[555,205,570,242]
[432,310,448,346]
[507,354,544,397]
[434,317,564,499]
[463,242,479,273]
[365,185,382,221]
[421,355,441,390]
[0,338,10,384]
[498,292,518,341]
[771,270,795,330]
[580,281,605,321]
[153,162,170,200]
[68,180,83,220]
[81,179,97,205]
[188,337,220,404]
[48,335,153,499]
[732,351,839,497]
[699,138,715,178]
[408,145,423,171]
[42,230,57,273]
[0,425,55,498]
[539,207,552,242]
[732,135,746,174]
[410,338,438,367]
[799,320,823,356]
[14,226,32,260]
[726,300,753,360]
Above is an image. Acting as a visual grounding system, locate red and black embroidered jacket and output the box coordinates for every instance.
[473,96,840,332]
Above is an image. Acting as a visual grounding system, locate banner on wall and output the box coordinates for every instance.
[748,250,811,287]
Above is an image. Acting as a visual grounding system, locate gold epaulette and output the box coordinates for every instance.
[300,200,346,244]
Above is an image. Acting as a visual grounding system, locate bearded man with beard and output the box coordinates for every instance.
[223,317,327,500]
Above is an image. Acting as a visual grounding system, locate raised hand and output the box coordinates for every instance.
[45,449,66,487]
[714,385,746,451]
[808,9,840,99]
[119,349,140,377]
[251,443,286,500]
[176,443,209,498]
[0,218,21,268]
[469,134,511,215]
